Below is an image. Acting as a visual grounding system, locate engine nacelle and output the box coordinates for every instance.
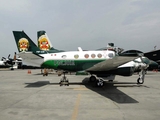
[115,67,135,76]
[90,67,135,77]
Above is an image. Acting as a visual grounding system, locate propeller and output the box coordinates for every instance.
[8,54,11,59]
[1,57,7,65]
[2,53,17,66]
[2,52,22,66]
[1,57,6,61]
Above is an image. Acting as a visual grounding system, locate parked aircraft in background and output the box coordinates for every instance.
[144,49,160,66]
[13,31,156,87]
[0,52,22,70]
[97,43,124,54]
[0,57,12,69]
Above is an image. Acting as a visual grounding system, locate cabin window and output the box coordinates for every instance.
[62,55,67,59]
[74,54,79,59]
[97,53,102,58]
[108,53,114,58]
[91,54,96,58]
[84,54,89,58]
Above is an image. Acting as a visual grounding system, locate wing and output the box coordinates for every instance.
[86,56,137,72]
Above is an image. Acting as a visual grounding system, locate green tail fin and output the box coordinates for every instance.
[37,30,64,53]
[37,30,54,51]
[13,31,41,53]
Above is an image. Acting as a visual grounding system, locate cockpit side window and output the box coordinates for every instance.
[108,53,114,58]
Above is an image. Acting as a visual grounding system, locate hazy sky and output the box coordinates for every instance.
[0,0,160,58]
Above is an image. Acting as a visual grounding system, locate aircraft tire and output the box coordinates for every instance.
[96,79,104,87]
[137,78,144,84]
[90,76,96,82]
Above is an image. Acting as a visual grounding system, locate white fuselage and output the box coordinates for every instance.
[21,50,116,67]
[20,50,147,72]
[43,50,115,61]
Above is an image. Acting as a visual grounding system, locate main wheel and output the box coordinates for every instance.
[96,79,104,87]
[89,76,96,82]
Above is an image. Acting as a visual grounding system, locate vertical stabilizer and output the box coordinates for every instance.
[37,30,53,51]
[13,31,41,52]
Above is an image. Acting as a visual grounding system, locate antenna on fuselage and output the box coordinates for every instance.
[77,47,83,51]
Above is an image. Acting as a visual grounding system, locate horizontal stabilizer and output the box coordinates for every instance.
[18,52,43,59]
[86,56,137,72]
[18,52,43,67]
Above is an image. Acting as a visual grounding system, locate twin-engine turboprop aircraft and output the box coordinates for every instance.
[13,31,152,87]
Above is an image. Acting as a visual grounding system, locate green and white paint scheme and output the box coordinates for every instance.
[13,31,151,86]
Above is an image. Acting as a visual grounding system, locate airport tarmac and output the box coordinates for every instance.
[0,69,160,120]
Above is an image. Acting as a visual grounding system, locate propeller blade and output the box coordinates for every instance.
[2,57,6,60]
[8,54,11,59]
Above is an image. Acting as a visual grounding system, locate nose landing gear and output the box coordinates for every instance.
[137,70,146,84]
[59,72,69,86]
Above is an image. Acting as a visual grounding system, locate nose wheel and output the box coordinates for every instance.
[137,78,144,84]
[59,72,69,86]
[59,77,69,86]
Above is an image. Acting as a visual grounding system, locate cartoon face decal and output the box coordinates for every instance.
[38,35,50,51]
[18,38,29,52]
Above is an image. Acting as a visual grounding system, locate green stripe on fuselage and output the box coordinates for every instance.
[41,59,105,71]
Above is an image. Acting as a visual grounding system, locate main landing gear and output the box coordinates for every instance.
[89,75,104,87]
[59,72,69,86]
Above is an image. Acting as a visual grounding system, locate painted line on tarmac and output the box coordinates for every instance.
[71,94,81,120]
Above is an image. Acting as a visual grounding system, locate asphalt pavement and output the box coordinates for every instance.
[0,69,160,120]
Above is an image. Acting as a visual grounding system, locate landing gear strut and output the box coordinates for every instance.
[59,72,69,86]
[137,70,146,84]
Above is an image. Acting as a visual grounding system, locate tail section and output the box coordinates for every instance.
[13,31,41,53]
[37,30,53,51]
[37,30,64,53]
